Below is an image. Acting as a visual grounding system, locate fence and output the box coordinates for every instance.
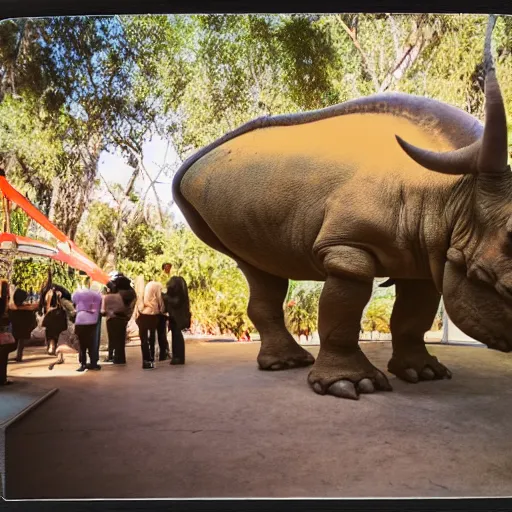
[295,330,442,345]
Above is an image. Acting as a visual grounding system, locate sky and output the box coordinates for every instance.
[96,134,187,224]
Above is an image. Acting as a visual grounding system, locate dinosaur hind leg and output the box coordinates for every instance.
[237,261,315,371]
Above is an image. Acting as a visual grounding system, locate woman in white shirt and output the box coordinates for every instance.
[134,278,165,369]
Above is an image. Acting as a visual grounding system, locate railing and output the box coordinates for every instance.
[294,330,443,344]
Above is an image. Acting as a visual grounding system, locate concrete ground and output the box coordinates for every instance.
[4,340,512,499]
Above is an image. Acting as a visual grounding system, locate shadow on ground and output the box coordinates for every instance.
[4,341,512,499]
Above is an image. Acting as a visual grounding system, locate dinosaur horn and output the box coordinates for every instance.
[477,14,509,173]
[395,136,481,175]
[395,15,508,176]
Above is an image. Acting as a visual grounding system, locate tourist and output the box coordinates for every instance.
[153,262,173,361]
[101,277,134,365]
[91,281,105,364]
[0,280,16,386]
[72,278,103,372]
[40,283,70,356]
[8,287,38,362]
[159,262,173,284]
[54,284,76,322]
[135,278,165,369]
[101,281,119,363]
[114,274,137,316]
[164,276,191,365]
[115,274,137,361]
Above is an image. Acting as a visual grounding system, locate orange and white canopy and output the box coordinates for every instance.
[0,171,109,284]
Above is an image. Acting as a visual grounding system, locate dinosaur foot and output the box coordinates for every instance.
[308,348,392,400]
[387,350,452,383]
[257,342,315,371]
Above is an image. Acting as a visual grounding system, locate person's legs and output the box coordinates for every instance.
[47,337,57,356]
[157,315,170,360]
[148,328,155,348]
[170,319,185,365]
[87,324,100,369]
[112,318,127,364]
[106,319,115,362]
[94,315,101,362]
[148,327,157,362]
[148,327,156,362]
[15,338,23,362]
[116,319,128,364]
[0,345,13,384]
[136,315,153,367]
[48,351,65,370]
[75,325,88,371]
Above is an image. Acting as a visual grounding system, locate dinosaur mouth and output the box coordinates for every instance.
[467,264,512,305]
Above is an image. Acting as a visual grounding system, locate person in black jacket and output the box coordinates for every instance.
[0,280,16,386]
[102,275,136,365]
[164,276,191,365]
[8,288,38,362]
[39,283,70,356]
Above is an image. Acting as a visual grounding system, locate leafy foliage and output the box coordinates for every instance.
[116,226,253,337]
[11,257,79,293]
[362,295,394,333]
[285,281,322,337]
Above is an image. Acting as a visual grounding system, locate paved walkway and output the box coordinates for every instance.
[5,341,512,499]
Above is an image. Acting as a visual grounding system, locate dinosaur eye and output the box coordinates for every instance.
[503,234,512,257]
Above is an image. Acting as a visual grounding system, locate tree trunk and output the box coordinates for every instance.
[0,19,29,101]
[49,133,102,240]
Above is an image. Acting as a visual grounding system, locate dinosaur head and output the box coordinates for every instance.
[396,15,512,351]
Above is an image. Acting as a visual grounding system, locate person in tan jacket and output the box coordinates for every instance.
[134,279,165,369]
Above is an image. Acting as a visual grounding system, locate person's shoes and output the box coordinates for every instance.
[103,357,114,364]
[86,363,101,371]
[113,360,126,365]
[48,341,56,356]
[159,350,171,361]
[170,358,184,365]
[142,360,154,369]
[0,379,13,386]
[76,365,87,372]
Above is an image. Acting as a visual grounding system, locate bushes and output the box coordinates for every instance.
[284,281,322,338]
[8,227,445,338]
[115,226,448,337]
[117,226,254,338]
[11,258,80,293]
[115,225,436,337]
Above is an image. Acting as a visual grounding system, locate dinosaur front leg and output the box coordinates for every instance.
[308,246,392,399]
[237,261,315,371]
[387,279,452,383]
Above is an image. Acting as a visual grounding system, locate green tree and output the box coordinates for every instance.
[285,281,323,338]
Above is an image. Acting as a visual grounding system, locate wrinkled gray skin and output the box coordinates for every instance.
[173,16,512,400]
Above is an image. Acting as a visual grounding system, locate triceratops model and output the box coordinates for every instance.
[173,15,511,400]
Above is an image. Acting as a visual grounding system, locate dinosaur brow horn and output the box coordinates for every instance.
[394,14,508,177]
[395,136,480,175]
